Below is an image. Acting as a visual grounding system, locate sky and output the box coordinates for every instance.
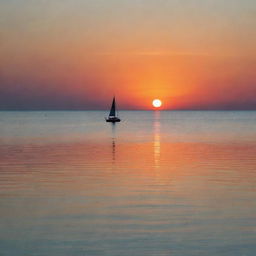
[0,0,256,110]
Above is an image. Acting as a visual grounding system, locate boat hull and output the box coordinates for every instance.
[106,117,121,123]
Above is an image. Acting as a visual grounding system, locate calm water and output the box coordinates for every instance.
[0,111,256,256]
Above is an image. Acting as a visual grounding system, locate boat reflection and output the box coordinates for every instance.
[111,123,116,163]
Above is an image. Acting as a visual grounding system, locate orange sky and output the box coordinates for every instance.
[0,0,255,110]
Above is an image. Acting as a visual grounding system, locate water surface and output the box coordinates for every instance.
[0,111,256,256]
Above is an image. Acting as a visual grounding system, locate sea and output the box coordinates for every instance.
[0,111,256,256]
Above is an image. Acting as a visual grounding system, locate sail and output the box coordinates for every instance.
[109,97,116,117]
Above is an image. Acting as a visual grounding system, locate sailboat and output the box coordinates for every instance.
[105,97,121,123]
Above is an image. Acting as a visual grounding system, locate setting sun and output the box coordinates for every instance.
[152,99,162,108]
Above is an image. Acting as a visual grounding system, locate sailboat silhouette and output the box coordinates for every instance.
[105,97,121,123]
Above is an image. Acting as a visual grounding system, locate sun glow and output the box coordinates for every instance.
[152,99,162,108]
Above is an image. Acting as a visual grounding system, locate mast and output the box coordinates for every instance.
[109,97,116,117]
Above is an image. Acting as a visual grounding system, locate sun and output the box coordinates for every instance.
[152,99,162,108]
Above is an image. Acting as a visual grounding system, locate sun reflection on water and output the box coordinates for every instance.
[154,111,161,168]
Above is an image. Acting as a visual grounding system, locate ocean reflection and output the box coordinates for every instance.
[153,111,161,168]
[111,123,116,163]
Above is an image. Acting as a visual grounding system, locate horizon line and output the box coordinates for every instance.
[1,109,256,111]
